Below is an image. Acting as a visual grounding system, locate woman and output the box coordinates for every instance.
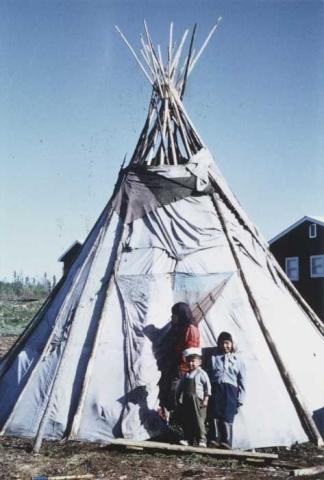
[171,302,200,375]
[168,302,200,410]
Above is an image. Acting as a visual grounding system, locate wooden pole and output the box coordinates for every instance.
[210,189,324,447]
[291,465,324,477]
[158,44,164,75]
[168,22,173,77]
[129,94,155,165]
[143,116,160,166]
[28,163,126,449]
[178,107,202,152]
[143,23,168,93]
[171,86,204,147]
[68,179,128,441]
[137,116,157,165]
[143,22,164,99]
[110,438,278,460]
[140,36,164,84]
[166,111,178,165]
[115,26,153,85]
[168,92,193,158]
[0,159,127,383]
[140,48,155,78]
[38,476,95,480]
[170,29,189,77]
[153,100,168,164]
[0,225,105,439]
[210,168,324,337]
[188,17,222,76]
[177,106,200,153]
[32,309,80,453]
[176,48,195,91]
[31,168,128,452]
[180,23,197,99]
[170,99,192,158]
[192,277,232,345]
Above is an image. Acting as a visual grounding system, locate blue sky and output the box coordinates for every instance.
[1,0,323,281]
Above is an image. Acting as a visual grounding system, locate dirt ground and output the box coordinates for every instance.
[0,334,17,358]
[1,437,324,480]
[1,336,324,480]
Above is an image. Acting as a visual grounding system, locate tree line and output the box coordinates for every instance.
[0,271,57,301]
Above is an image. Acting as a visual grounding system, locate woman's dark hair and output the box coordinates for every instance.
[171,302,195,327]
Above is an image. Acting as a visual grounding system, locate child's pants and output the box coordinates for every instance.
[181,378,207,444]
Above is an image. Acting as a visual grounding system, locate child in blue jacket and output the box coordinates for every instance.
[207,331,246,449]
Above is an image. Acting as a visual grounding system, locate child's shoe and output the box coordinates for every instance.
[210,440,221,448]
[198,440,207,448]
[220,441,232,450]
[179,439,189,446]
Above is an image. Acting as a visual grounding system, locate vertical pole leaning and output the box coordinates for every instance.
[1,227,104,438]
[32,166,126,452]
[68,226,127,441]
[30,228,105,451]
[68,173,128,440]
[210,189,324,447]
[180,23,196,99]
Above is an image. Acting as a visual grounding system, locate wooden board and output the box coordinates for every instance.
[291,464,324,477]
[32,475,95,480]
[109,438,278,461]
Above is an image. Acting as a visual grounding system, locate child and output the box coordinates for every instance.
[207,331,246,449]
[176,347,211,447]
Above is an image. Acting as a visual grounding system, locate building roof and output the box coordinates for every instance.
[58,241,82,262]
[269,216,324,244]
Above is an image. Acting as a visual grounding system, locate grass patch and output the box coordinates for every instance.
[0,299,45,335]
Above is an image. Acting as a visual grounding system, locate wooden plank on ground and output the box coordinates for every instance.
[32,475,95,480]
[291,464,324,477]
[109,438,278,460]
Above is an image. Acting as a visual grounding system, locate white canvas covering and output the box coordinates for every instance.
[1,23,323,450]
[1,149,323,449]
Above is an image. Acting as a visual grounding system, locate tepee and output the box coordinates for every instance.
[1,21,324,452]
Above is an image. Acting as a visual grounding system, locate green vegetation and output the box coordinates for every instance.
[0,273,57,335]
[0,299,45,335]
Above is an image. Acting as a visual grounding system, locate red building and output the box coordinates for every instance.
[269,216,324,321]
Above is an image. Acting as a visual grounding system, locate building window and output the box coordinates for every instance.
[309,223,317,238]
[285,257,299,281]
[310,255,324,278]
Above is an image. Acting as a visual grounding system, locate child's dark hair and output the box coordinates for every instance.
[217,331,235,352]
